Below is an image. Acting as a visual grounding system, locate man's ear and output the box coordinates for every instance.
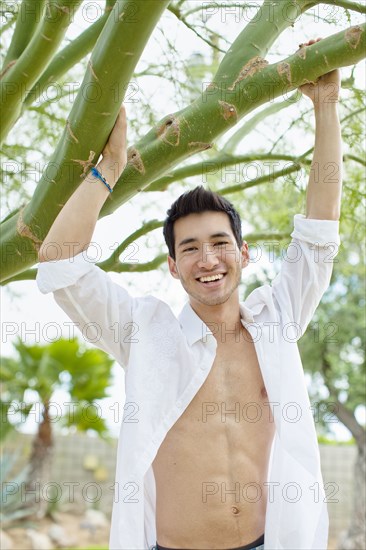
[241,241,250,269]
[167,255,180,279]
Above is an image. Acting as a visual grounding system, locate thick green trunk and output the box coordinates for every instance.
[2,0,46,69]
[23,10,111,107]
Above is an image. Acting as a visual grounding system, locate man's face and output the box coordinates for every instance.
[167,211,249,307]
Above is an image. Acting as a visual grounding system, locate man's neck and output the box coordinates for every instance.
[189,293,242,340]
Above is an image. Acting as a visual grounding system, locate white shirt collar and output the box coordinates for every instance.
[178,300,255,347]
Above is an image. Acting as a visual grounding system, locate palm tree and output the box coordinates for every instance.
[0,337,114,518]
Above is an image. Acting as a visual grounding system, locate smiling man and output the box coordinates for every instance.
[167,209,247,308]
[36,58,342,550]
[153,202,273,550]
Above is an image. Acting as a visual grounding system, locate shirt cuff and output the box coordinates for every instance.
[291,214,340,246]
[36,251,96,294]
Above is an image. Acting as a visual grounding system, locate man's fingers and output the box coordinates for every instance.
[118,104,126,122]
[111,104,127,143]
[116,104,127,130]
[102,104,127,162]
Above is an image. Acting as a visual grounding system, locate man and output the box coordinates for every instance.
[36,45,342,550]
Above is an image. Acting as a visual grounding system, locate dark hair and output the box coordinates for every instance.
[163,186,242,260]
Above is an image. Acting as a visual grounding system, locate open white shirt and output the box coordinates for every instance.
[36,214,340,550]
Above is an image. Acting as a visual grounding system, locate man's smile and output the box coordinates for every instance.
[195,272,227,287]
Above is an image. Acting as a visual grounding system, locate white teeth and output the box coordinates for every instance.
[199,273,224,283]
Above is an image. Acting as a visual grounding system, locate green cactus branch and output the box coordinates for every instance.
[0,255,168,285]
[344,153,366,167]
[321,0,366,14]
[167,4,227,54]
[97,219,165,271]
[182,0,366,18]
[0,0,172,282]
[0,3,365,283]
[23,10,110,107]
[213,0,315,85]
[341,105,365,123]
[0,218,166,284]
[98,23,365,215]
[183,3,255,18]
[220,163,303,195]
[0,0,84,144]
[146,153,311,193]
[136,101,365,193]
[2,0,46,69]
[214,24,366,115]
[114,254,168,273]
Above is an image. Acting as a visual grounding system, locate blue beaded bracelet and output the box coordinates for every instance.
[91,166,113,194]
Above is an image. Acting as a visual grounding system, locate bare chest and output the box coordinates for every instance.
[190,327,268,421]
[159,326,273,444]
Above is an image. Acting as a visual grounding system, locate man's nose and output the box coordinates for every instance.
[197,244,220,269]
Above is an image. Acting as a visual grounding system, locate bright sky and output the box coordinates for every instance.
[1,1,365,440]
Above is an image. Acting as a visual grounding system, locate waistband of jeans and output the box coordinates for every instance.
[155,533,265,550]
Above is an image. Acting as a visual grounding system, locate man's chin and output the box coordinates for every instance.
[191,291,232,307]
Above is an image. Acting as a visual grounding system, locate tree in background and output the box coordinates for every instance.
[0,337,114,517]
[298,242,365,550]
[0,0,365,281]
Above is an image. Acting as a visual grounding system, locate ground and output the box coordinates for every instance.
[3,511,109,549]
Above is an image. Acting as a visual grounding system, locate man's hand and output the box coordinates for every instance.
[298,38,341,106]
[101,104,128,181]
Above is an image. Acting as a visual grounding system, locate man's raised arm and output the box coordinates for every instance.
[268,47,342,337]
[38,105,127,262]
[299,39,342,221]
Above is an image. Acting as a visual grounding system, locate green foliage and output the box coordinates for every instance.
[299,244,365,435]
[317,435,355,445]
[0,337,114,441]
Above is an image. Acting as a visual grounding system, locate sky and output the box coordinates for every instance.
[1,1,365,440]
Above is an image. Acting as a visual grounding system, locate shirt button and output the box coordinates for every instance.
[176,400,183,408]
[200,364,208,370]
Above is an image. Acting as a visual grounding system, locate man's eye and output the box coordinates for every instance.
[214,241,228,246]
[183,247,197,252]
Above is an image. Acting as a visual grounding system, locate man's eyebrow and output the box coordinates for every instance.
[210,232,231,239]
[177,238,197,249]
[177,232,232,249]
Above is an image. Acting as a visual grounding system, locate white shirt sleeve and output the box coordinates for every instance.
[271,214,341,339]
[36,250,134,370]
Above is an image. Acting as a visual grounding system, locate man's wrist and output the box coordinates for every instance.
[314,100,339,118]
[97,157,125,188]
